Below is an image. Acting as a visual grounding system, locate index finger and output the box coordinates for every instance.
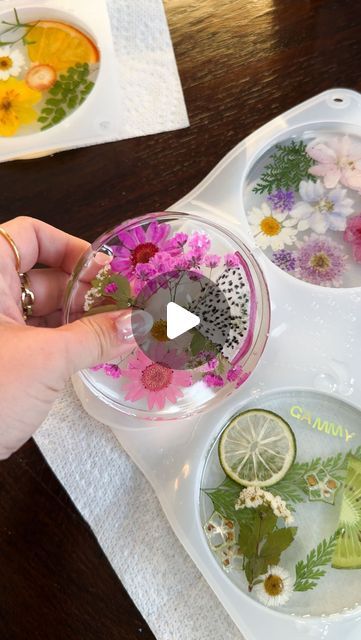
[0,216,90,273]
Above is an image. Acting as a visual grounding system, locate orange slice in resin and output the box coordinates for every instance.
[27,20,100,72]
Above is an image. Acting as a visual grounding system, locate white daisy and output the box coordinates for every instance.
[248,203,298,250]
[0,46,25,81]
[290,179,354,234]
[253,565,293,607]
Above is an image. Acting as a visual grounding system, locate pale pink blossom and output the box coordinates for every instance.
[307,135,361,191]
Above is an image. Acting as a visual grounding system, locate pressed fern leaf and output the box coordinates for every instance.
[294,531,340,591]
[253,140,316,194]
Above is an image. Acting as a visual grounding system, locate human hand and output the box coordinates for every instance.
[0,217,152,459]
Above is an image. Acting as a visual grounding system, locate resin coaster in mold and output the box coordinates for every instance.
[63,212,270,421]
[200,389,361,618]
[0,8,100,136]
[0,0,121,161]
[243,128,361,289]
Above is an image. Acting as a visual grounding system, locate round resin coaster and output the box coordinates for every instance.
[63,212,270,421]
[243,127,361,288]
[200,389,361,617]
[0,7,100,137]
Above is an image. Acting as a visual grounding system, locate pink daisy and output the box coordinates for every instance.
[121,344,192,410]
[111,221,181,278]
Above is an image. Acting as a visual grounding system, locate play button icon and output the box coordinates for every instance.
[131,268,234,371]
[166,302,200,339]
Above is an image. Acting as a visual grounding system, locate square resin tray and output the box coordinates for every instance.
[70,89,361,640]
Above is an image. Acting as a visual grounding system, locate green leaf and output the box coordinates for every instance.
[253,140,316,194]
[294,531,340,592]
[190,330,208,356]
[258,508,277,538]
[46,98,61,107]
[238,522,258,558]
[67,95,79,110]
[55,107,66,120]
[84,304,119,317]
[260,526,297,564]
[37,116,49,124]
[203,477,254,526]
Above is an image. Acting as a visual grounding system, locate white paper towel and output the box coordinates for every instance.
[107,0,189,138]
[35,384,243,640]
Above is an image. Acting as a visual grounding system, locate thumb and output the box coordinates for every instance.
[55,309,153,375]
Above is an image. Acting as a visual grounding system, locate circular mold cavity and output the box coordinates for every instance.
[0,6,100,138]
[200,388,361,618]
[243,124,361,289]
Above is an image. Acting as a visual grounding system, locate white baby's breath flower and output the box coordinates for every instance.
[253,565,293,607]
[235,487,293,525]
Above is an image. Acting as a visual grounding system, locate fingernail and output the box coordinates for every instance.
[115,310,153,342]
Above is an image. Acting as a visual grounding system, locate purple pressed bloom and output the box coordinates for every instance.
[104,282,118,294]
[267,189,295,213]
[226,366,242,382]
[189,231,211,254]
[167,232,189,249]
[149,251,174,274]
[272,249,296,273]
[204,254,221,268]
[295,234,347,287]
[224,253,241,268]
[91,364,104,372]
[203,373,225,388]
[103,364,122,378]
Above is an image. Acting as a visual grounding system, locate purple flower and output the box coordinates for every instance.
[174,254,192,270]
[295,234,347,287]
[149,251,174,274]
[103,364,121,378]
[189,231,211,254]
[167,232,189,249]
[203,254,221,268]
[188,269,203,281]
[203,373,224,388]
[272,249,296,273]
[267,189,295,213]
[224,253,241,268]
[104,282,118,294]
[226,366,242,382]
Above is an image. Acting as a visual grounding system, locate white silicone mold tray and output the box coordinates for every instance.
[72,89,361,640]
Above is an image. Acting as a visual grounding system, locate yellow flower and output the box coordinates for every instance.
[0,78,41,137]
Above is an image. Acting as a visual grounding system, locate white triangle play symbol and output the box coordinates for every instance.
[166,302,200,340]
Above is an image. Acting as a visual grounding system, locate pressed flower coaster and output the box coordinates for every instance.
[64,212,270,420]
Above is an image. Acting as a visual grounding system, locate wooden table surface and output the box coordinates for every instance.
[1,1,361,638]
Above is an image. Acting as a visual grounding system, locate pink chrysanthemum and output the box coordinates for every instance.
[295,234,347,287]
[111,221,181,278]
[121,344,192,410]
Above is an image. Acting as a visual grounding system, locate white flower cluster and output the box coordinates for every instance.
[83,264,111,311]
[235,486,294,526]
